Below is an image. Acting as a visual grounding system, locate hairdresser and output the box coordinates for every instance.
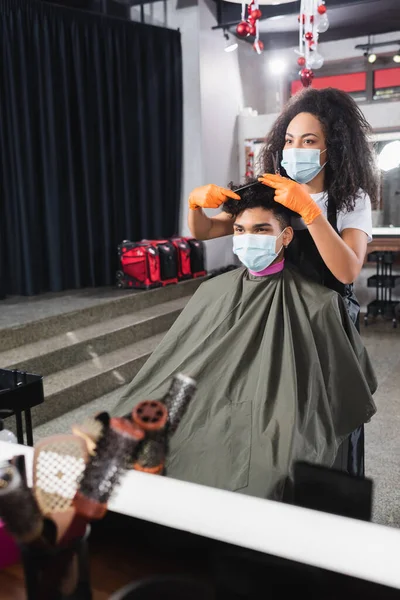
[187,87,378,478]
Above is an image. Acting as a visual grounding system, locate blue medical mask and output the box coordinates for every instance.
[281,148,327,184]
[233,230,285,272]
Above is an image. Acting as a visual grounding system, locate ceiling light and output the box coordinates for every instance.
[224,31,238,53]
[268,59,287,75]
[368,53,377,64]
[393,52,400,64]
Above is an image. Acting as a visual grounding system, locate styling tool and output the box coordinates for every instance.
[58,417,145,549]
[10,453,28,486]
[33,434,89,543]
[72,411,109,455]
[233,181,261,194]
[0,463,45,545]
[132,374,197,475]
[164,373,197,435]
[131,400,169,474]
[272,150,281,175]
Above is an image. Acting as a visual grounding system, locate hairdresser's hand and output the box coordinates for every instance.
[188,184,240,211]
[258,174,322,225]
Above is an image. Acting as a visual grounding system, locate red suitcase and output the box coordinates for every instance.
[143,239,179,286]
[169,237,192,280]
[185,238,207,278]
[117,240,162,290]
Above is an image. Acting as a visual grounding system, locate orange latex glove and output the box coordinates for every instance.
[258,174,322,225]
[188,184,240,210]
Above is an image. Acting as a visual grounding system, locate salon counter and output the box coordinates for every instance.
[1,441,400,593]
[368,229,400,255]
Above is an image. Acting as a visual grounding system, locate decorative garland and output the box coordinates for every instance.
[236,1,264,54]
[296,1,329,87]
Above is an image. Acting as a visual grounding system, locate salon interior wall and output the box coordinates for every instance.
[132,0,272,271]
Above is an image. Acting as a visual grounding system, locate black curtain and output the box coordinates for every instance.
[0,0,182,295]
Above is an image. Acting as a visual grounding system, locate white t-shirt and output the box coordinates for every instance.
[291,190,373,242]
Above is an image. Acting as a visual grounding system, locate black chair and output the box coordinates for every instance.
[109,575,216,600]
[0,369,44,445]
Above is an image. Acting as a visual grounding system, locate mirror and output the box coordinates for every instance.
[371,133,400,227]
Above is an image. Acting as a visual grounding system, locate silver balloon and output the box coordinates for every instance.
[308,51,324,69]
[317,14,329,33]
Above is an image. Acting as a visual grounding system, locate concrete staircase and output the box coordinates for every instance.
[0,279,205,433]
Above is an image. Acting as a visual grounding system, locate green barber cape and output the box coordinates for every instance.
[113,266,377,499]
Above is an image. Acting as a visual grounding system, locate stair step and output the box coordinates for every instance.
[33,386,129,442]
[0,297,188,376]
[30,333,164,428]
[0,277,206,353]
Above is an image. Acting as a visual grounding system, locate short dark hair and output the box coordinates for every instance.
[260,87,379,212]
[221,180,298,230]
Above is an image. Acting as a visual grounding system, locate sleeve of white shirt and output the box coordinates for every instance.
[336,191,373,243]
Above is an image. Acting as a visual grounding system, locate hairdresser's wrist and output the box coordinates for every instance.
[300,198,322,226]
[305,210,324,227]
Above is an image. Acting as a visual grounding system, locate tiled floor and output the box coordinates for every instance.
[361,320,400,527]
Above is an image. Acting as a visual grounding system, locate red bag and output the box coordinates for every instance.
[169,237,192,280]
[117,241,162,290]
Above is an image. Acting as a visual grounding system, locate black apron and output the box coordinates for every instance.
[286,195,365,478]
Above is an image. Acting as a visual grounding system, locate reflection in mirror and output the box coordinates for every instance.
[373,136,400,227]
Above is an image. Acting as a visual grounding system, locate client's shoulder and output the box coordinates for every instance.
[285,266,341,309]
[199,266,245,292]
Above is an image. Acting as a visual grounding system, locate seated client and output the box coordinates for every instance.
[113,182,377,500]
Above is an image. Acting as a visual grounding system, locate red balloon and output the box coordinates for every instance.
[305,31,313,41]
[250,8,262,20]
[298,13,305,24]
[248,23,257,36]
[236,21,250,37]
[247,14,255,24]
[300,68,314,88]
[318,4,327,14]
[297,56,306,66]
[245,171,253,178]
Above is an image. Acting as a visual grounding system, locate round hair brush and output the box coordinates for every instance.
[33,434,89,544]
[33,434,89,517]
[132,374,197,475]
[73,417,144,521]
[131,400,169,474]
[164,373,197,435]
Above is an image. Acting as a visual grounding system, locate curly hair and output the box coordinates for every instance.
[259,88,379,212]
[222,180,298,230]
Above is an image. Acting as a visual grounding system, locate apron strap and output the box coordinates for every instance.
[327,194,338,231]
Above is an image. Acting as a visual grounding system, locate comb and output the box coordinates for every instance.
[234,181,260,194]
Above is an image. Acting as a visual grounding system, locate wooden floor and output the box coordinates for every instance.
[0,524,207,599]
